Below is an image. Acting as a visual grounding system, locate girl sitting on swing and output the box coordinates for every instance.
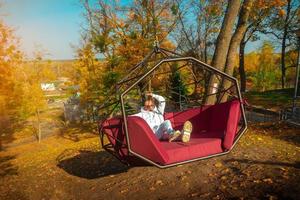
[133,92,192,142]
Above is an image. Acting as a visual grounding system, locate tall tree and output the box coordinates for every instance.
[174,0,224,62]
[14,51,49,142]
[263,0,299,88]
[79,0,178,106]
[0,20,22,127]
[205,0,241,104]
[219,0,254,102]
[238,0,282,92]
[252,42,280,91]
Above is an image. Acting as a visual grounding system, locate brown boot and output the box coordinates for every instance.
[168,130,181,142]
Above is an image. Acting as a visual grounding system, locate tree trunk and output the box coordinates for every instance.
[36,109,41,143]
[239,35,246,92]
[295,38,300,98]
[281,0,291,89]
[204,33,208,63]
[219,0,254,103]
[205,0,241,105]
[281,36,287,89]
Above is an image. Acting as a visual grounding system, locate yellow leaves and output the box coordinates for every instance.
[206,4,222,16]
[279,167,287,171]
[180,175,188,181]
[273,0,287,7]
[262,178,273,184]
[149,186,156,191]
[120,188,129,194]
[214,162,223,168]
[253,179,261,183]
[245,52,260,72]
[0,21,27,120]
[155,180,163,185]
[245,6,251,11]
[18,84,46,117]
[278,9,286,17]
[256,0,287,9]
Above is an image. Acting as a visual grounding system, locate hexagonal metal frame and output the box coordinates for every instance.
[120,56,247,168]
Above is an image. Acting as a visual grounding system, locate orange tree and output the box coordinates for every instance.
[0,19,48,141]
[77,0,178,107]
[261,0,299,88]
[0,20,22,124]
[250,41,281,91]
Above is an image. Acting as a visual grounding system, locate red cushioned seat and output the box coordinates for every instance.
[161,137,223,164]
[127,116,169,164]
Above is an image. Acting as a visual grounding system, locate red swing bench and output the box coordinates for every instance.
[99,51,247,168]
[100,99,243,168]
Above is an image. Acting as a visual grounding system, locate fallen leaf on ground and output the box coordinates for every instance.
[149,186,155,191]
[214,162,223,168]
[155,180,163,185]
[120,188,128,194]
[263,178,273,184]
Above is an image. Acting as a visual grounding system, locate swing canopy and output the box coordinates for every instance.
[99,46,247,168]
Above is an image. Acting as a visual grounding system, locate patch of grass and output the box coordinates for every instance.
[245,88,294,109]
[46,93,70,100]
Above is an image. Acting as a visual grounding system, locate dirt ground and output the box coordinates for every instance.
[0,120,299,200]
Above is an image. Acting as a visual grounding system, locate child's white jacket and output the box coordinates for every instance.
[133,94,166,133]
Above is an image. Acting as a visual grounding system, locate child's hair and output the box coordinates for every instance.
[145,94,159,107]
[145,95,154,102]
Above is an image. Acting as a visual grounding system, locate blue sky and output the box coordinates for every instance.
[2,0,84,60]
[2,0,263,60]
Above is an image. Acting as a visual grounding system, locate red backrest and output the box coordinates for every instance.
[207,102,232,132]
[127,116,169,165]
[101,117,129,158]
[164,106,212,133]
[222,100,241,150]
[207,100,241,149]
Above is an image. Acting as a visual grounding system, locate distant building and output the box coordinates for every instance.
[41,83,56,91]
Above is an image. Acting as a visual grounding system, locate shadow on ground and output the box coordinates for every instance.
[224,158,300,169]
[203,158,300,199]
[0,117,19,179]
[0,116,21,150]
[275,132,300,146]
[57,150,130,179]
[252,122,300,146]
[0,155,18,178]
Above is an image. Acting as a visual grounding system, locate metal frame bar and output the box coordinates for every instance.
[117,47,181,88]
[293,40,300,108]
[119,57,247,168]
[288,32,300,126]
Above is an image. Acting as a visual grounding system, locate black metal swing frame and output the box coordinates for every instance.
[99,45,248,168]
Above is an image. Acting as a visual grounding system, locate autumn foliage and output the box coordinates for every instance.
[0,0,299,123]
[0,20,22,118]
[0,20,50,133]
[74,0,177,106]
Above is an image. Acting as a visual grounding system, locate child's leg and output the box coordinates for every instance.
[155,120,174,140]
